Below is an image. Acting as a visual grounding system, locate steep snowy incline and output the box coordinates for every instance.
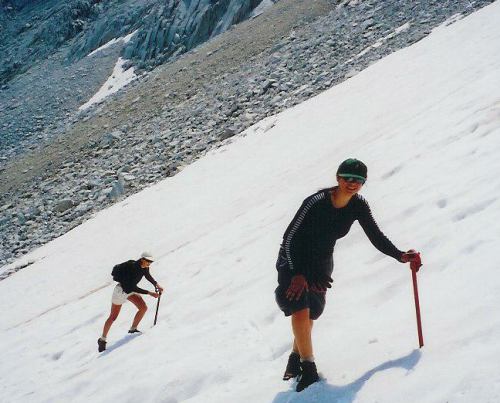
[1,1,500,402]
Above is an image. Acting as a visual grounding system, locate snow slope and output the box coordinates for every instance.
[2,1,500,402]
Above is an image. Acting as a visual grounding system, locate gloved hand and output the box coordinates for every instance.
[401,249,422,272]
[286,275,308,301]
[309,272,333,293]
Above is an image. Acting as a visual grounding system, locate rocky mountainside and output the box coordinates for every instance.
[1,0,266,83]
[0,0,495,271]
[0,0,271,154]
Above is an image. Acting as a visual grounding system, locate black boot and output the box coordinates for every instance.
[128,328,141,334]
[97,337,106,352]
[296,361,319,392]
[283,352,301,380]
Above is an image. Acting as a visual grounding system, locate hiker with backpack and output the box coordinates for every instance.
[98,252,164,352]
[275,159,422,392]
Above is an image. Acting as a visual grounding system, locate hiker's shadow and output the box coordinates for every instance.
[272,349,421,403]
[98,334,141,356]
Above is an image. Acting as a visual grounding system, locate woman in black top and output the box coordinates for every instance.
[98,252,164,352]
[275,159,421,392]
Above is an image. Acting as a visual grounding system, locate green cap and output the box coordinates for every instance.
[337,158,367,180]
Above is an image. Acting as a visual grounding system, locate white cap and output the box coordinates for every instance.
[140,251,154,262]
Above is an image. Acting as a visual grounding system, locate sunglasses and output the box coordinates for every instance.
[341,176,366,185]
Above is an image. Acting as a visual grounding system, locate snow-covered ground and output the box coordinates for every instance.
[2,1,500,402]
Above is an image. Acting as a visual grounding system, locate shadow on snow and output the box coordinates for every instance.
[98,333,142,356]
[272,349,421,403]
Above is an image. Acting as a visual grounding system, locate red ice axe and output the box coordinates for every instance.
[408,252,424,348]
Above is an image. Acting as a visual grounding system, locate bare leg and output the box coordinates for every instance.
[127,294,148,329]
[292,319,313,354]
[291,309,314,360]
[102,304,122,338]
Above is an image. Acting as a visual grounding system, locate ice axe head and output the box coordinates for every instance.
[403,250,422,272]
[411,256,422,272]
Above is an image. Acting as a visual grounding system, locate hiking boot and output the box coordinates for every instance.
[97,338,106,352]
[283,352,301,380]
[128,328,141,334]
[296,361,319,392]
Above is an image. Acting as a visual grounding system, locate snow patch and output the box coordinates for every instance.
[250,0,277,19]
[78,57,137,111]
[87,30,138,57]
[355,22,411,59]
[123,30,138,44]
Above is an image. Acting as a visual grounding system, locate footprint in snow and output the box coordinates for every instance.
[452,198,496,222]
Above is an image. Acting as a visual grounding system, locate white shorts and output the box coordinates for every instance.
[111,284,138,305]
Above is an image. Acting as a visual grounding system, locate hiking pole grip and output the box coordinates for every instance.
[411,268,424,348]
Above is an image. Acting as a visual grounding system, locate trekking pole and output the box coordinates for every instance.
[411,266,424,348]
[153,287,162,326]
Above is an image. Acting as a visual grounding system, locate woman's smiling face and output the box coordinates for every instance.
[337,176,364,195]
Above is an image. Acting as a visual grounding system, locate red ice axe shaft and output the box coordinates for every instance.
[411,267,424,348]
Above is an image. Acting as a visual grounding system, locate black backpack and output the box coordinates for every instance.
[111,261,129,282]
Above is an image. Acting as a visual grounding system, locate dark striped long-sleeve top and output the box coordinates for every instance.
[281,188,403,277]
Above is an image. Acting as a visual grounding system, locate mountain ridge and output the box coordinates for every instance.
[0,0,495,269]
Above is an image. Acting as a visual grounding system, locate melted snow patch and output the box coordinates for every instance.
[250,0,276,18]
[355,22,411,59]
[79,57,137,111]
[87,30,138,57]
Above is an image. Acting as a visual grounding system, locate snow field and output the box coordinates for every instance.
[1,1,500,402]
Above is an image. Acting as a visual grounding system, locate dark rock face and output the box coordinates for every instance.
[67,0,157,63]
[2,0,39,10]
[1,0,103,84]
[0,0,266,85]
[0,0,269,157]
[122,0,263,68]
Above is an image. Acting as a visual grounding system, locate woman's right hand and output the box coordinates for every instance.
[149,291,159,298]
[401,249,422,271]
[286,275,308,301]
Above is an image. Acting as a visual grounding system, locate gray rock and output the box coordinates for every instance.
[108,180,125,199]
[0,216,9,227]
[1,203,13,211]
[119,172,136,182]
[345,69,360,79]
[25,205,41,218]
[220,127,238,140]
[361,18,376,30]
[54,199,74,213]
[17,213,26,225]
